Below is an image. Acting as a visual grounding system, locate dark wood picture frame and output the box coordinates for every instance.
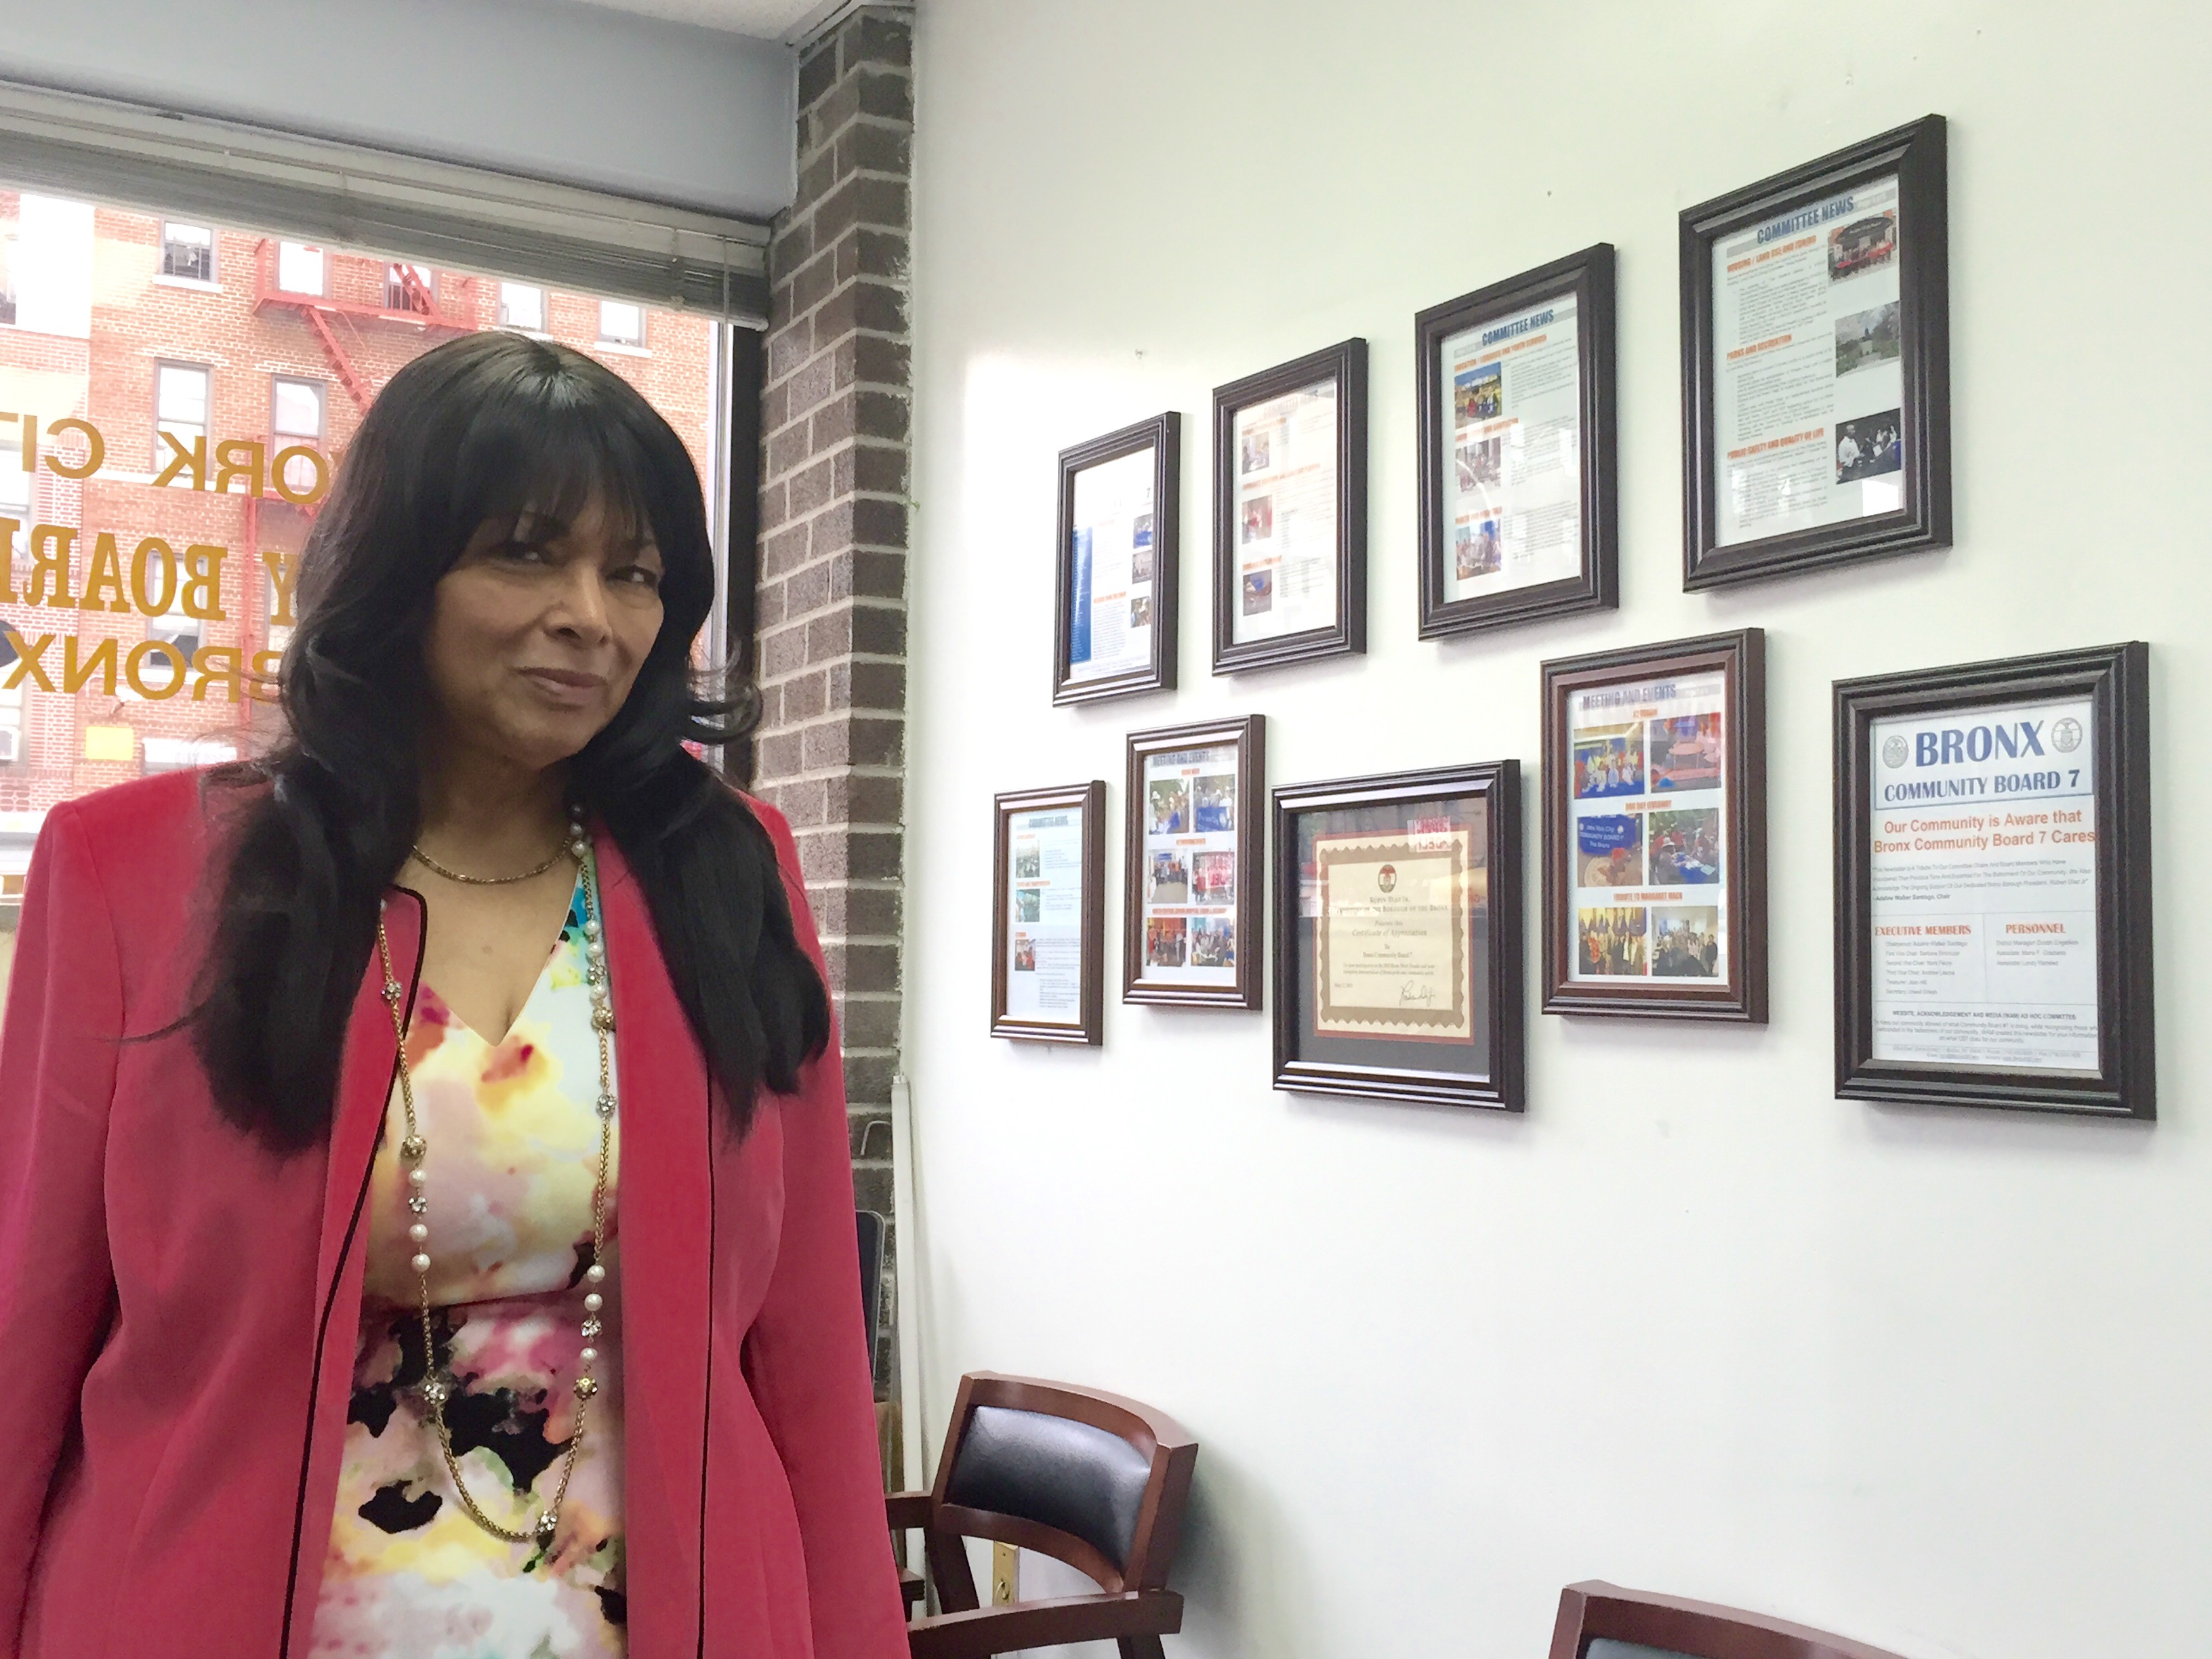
[1834,642,2154,1119]
[1123,714,1265,1010]
[990,781,1107,1045]
[1271,761,1523,1111]
[1681,114,1950,590]
[1052,412,1180,705]
[1541,628,1768,1022]
[1416,243,1618,638]
[1212,338,1368,675]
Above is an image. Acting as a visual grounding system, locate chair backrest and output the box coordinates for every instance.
[1551,1582,1914,1659]
[855,1210,886,1381]
[929,1372,1197,1596]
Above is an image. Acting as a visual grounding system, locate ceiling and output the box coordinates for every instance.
[564,0,830,39]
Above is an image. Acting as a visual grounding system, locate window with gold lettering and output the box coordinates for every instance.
[0,182,730,1006]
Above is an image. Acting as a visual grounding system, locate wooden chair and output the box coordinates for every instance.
[1549,1580,1914,1659]
[886,1372,1197,1659]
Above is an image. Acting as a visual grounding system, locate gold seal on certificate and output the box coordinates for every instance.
[1311,831,1474,1040]
[1271,763,1521,1111]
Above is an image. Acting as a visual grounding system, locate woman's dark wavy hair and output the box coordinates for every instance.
[190,330,828,1152]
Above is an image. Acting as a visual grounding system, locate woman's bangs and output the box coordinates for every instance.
[445,379,659,560]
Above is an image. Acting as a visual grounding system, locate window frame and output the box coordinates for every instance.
[157,219,218,286]
[0,226,19,328]
[598,298,647,351]
[275,239,327,298]
[386,260,438,313]
[0,419,30,515]
[270,373,326,445]
[152,356,211,480]
[498,280,546,333]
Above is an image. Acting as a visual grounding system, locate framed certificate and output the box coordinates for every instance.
[1212,338,1368,674]
[1834,642,2153,1118]
[1681,115,1950,589]
[991,781,1107,1044]
[1541,630,1767,1021]
[1053,413,1179,705]
[1271,762,1522,1111]
[1124,715,1265,1010]
[1416,244,1618,638]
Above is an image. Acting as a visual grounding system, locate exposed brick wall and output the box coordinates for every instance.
[750,5,912,1397]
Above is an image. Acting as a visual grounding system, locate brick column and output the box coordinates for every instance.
[752,5,912,1398]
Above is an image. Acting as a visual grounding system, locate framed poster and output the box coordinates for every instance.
[991,781,1107,1044]
[1416,243,1618,638]
[1834,642,2153,1118]
[1052,413,1180,705]
[1681,115,1950,589]
[1541,629,1767,1021]
[1271,762,1522,1111]
[1212,338,1368,674]
[1124,714,1265,1009]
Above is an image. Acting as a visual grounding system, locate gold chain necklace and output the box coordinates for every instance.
[374,801,617,1550]
[408,837,568,886]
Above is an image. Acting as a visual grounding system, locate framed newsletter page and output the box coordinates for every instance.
[1053,413,1179,705]
[991,781,1106,1044]
[1542,630,1767,1023]
[1212,339,1368,674]
[1124,715,1265,1010]
[1835,642,2153,1118]
[1416,244,1618,638]
[1681,115,1950,589]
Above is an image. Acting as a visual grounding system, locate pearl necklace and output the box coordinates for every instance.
[373,802,617,1551]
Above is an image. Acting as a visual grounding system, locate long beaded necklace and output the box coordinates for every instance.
[373,800,617,1550]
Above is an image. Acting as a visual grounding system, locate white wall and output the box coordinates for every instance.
[902,4,2210,1657]
[0,0,795,217]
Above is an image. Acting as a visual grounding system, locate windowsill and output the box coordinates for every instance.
[596,341,652,357]
[152,275,221,293]
[0,320,88,341]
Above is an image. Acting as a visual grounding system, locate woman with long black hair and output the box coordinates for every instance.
[0,331,907,1659]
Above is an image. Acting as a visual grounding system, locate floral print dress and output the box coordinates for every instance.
[312,871,625,1659]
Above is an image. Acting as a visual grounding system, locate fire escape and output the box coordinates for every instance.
[253,239,476,411]
[239,242,478,721]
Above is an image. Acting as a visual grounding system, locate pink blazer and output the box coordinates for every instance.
[0,769,908,1659]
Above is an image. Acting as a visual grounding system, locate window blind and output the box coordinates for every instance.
[0,79,771,324]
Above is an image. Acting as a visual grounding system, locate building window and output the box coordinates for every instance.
[277,241,325,295]
[159,222,216,283]
[272,375,325,446]
[0,422,29,516]
[499,282,545,331]
[144,567,201,694]
[0,682,21,766]
[387,262,435,314]
[598,300,644,348]
[142,737,237,774]
[0,231,16,327]
[155,361,210,483]
[263,562,291,656]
